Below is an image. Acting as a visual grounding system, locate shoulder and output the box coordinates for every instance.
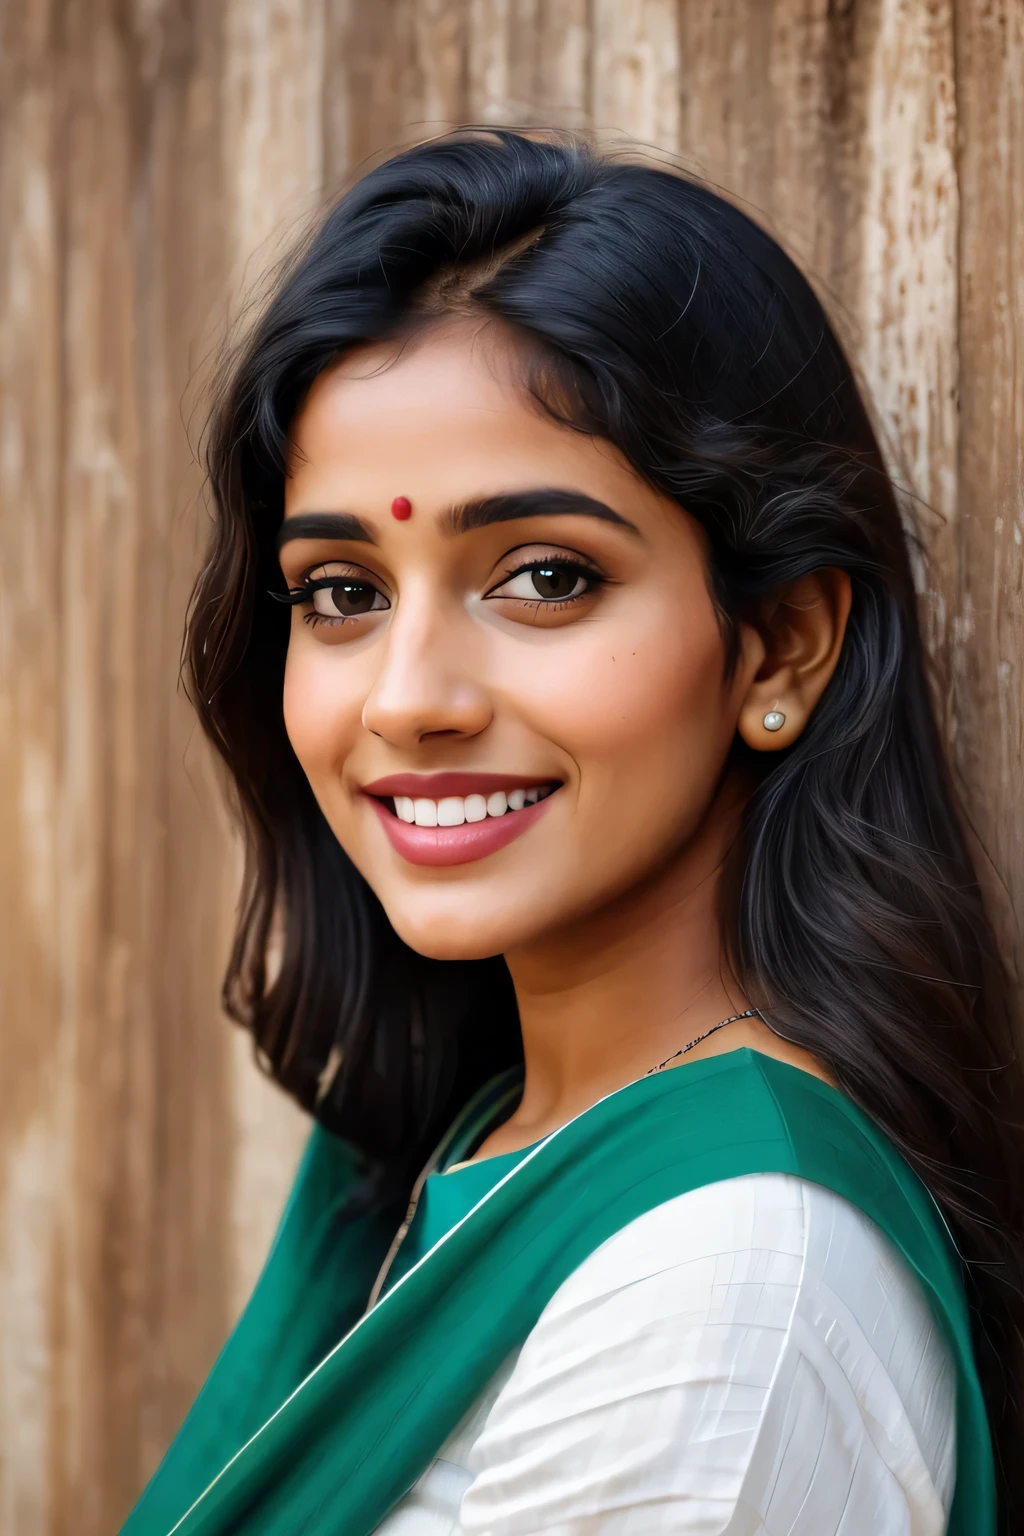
[459,1174,956,1535]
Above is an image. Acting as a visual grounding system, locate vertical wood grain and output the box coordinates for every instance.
[464,0,590,126]
[219,0,323,1324]
[0,19,63,1532]
[676,0,962,726]
[0,3,306,1529]
[952,0,1024,998]
[0,3,253,1527]
[323,0,470,191]
[1,1,1021,1530]
[856,0,960,677]
[591,0,681,151]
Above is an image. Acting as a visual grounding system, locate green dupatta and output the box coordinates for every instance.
[121,1049,995,1535]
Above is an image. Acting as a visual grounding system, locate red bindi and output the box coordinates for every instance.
[390,496,412,521]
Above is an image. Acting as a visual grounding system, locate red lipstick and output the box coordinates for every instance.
[363,772,551,799]
[362,773,560,868]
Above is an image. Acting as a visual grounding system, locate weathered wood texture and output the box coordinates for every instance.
[1,2,1021,1530]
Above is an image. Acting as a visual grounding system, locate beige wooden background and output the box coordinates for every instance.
[1,2,1022,1531]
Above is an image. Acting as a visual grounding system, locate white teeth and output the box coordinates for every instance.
[389,786,555,825]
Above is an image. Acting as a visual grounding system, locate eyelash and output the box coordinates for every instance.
[273,574,383,628]
[271,553,607,628]
[488,555,606,608]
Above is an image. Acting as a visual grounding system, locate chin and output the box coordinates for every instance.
[382,899,534,963]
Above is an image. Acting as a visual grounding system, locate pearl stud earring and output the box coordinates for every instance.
[763,710,786,732]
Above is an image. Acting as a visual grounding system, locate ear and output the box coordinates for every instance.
[736,569,852,752]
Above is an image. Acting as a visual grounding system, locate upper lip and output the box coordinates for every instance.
[362,772,559,799]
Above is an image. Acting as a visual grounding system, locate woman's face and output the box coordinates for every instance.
[280,320,758,961]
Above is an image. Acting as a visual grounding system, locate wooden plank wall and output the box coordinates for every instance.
[1,2,1021,1531]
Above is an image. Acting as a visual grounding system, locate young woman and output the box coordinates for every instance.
[123,131,1023,1536]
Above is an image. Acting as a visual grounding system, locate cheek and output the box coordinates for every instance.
[510,600,731,785]
[282,641,363,781]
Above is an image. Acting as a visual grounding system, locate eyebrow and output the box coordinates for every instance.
[275,489,639,551]
[276,512,375,550]
[441,490,639,537]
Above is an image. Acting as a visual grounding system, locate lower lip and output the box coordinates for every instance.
[368,793,557,867]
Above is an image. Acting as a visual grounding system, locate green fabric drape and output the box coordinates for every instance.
[122,1049,995,1536]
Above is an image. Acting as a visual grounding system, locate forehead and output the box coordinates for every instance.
[281,318,698,560]
[286,320,629,503]
[293,321,538,452]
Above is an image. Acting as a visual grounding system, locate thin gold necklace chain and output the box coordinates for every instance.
[646,1009,760,1075]
[368,1007,761,1309]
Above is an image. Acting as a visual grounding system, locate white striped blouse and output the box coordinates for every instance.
[375,1173,956,1535]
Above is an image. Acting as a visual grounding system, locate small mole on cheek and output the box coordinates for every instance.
[391,496,412,521]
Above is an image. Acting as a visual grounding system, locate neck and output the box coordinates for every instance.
[497,781,749,1146]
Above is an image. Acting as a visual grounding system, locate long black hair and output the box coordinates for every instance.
[186,130,1024,1524]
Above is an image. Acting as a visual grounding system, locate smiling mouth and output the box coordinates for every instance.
[362,773,561,867]
[388,783,556,826]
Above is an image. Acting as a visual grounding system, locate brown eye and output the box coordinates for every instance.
[529,566,585,601]
[491,560,597,604]
[312,581,388,618]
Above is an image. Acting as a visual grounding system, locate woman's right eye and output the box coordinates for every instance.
[310,580,389,620]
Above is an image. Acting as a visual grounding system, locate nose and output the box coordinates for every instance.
[361,596,492,749]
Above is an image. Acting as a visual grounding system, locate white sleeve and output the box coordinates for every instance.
[456,1174,956,1536]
